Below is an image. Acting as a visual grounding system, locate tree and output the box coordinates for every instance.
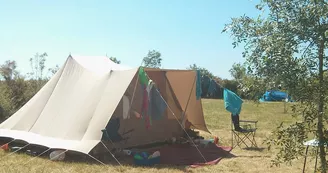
[229,63,246,83]
[0,82,11,122]
[0,60,19,121]
[0,60,18,81]
[229,63,267,100]
[0,60,29,119]
[188,64,216,79]
[221,79,239,93]
[48,65,60,76]
[142,50,162,68]
[0,53,53,122]
[229,63,248,97]
[109,57,121,64]
[9,77,29,111]
[28,52,48,92]
[223,0,328,171]
[29,52,47,80]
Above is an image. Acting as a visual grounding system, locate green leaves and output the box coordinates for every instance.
[224,0,328,170]
[266,121,307,166]
[109,57,121,64]
[0,60,18,81]
[188,64,216,79]
[0,53,57,123]
[142,50,162,68]
[29,52,47,81]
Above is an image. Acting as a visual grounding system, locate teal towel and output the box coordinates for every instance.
[223,88,243,116]
[196,70,202,100]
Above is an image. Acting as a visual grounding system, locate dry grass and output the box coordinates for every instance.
[0,99,319,172]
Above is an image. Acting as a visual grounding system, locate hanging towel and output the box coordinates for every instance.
[146,80,154,98]
[223,88,243,116]
[138,67,149,85]
[122,95,130,119]
[145,80,155,126]
[196,70,202,100]
[148,87,167,120]
[141,84,151,129]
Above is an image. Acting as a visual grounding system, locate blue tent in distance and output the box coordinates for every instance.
[259,90,293,102]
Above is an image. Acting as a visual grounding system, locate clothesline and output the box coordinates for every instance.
[209,77,224,90]
[197,72,225,93]
[198,72,243,116]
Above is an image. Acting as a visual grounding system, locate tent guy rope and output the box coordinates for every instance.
[88,153,107,166]
[0,139,15,150]
[154,87,208,163]
[97,69,141,166]
[101,141,122,166]
[23,148,51,165]
[0,143,30,160]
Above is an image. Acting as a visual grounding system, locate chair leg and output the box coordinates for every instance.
[233,131,250,148]
[244,131,257,148]
[231,128,234,149]
[232,132,238,148]
[303,146,309,173]
[232,132,242,148]
[314,146,318,172]
[232,131,258,149]
[252,131,258,147]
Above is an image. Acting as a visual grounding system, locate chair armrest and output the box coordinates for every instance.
[240,120,258,123]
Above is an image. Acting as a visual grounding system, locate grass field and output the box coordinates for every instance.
[0,99,319,173]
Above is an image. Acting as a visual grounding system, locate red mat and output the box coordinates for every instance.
[156,143,233,167]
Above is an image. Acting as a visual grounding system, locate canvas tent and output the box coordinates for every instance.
[0,55,209,155]
[259,90,293,102]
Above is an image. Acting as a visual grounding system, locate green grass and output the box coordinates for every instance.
[0,99,319,172]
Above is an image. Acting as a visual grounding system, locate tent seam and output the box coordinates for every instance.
[27,57,70,132]
[81,68,139,145]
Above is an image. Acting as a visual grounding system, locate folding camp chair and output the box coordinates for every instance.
[101,117,134,144]
[231,114,258,149]
[302,139,328,173]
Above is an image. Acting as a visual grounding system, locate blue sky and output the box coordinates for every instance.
[0,0,261,79]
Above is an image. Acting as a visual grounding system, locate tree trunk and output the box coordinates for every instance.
[317,38,326,173]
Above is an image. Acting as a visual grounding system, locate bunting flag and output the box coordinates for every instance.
[138,67,149,85]
[139,67,152,129]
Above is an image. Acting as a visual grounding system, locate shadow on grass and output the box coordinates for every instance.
[0,148,235,172]
[235,155,271,158]
[0,139,234,172]
[239,147,266,152]
[83,150,236,170]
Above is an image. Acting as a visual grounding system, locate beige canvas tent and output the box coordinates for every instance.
[0,55,209,155]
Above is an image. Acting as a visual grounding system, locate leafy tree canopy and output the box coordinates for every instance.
[224,0,328,172]
[109,57,121,64]
[143,50,162,68]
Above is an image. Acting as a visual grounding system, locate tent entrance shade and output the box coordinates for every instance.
[98,68,210,151]
[0,55,209,155]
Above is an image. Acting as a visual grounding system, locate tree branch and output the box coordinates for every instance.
[301,41,315,58]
